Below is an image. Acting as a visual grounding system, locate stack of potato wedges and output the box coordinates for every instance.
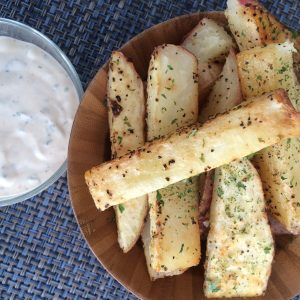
[85,0,300,297]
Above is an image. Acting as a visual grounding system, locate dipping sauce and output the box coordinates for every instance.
[0,37,79,198]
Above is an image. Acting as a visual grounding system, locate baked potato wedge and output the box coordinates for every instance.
[199,49,242,123]
[201,59,273,296]
[85,89,300,210]
[181,18,235,63]
[141,217,186,280]
[146,44,198,139]
[148,177,200,273]
[146,44,200,275]
[237,42,300,108]
[294,36,300,80]
[199,49,242,232]
[197,62,223,104]
[225,0,292,51]
[107,51,148,252]
[253,138,300,234]
[237,43,300,233]
[204,159,274,298]
[182,18,234,102]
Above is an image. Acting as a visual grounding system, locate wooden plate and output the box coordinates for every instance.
[67,12,300,300]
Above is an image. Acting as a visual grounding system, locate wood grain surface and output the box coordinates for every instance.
[67,12,300,300]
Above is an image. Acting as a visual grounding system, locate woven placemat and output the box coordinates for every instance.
[0,0,299,299]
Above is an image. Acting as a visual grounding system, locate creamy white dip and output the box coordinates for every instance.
[0,37,79,197]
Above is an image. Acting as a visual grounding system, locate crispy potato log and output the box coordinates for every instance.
[141,217,186,280]
[146,44,198,139]
[225,0,292,51]
[237,43,300,233]
[182,18,235,63]
[145,44,200,274]
[204,159,274,298]
[107,51,148,252]
[199,49,242,123]
[85,89,300,210]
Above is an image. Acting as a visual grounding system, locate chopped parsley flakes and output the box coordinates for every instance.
[118,204,125,213]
